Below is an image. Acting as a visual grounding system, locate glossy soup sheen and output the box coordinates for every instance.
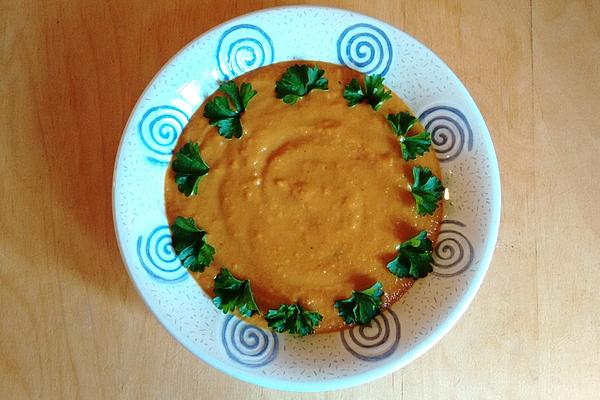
[165,61,444,333]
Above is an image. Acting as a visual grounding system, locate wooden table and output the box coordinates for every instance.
[2,1,599,398]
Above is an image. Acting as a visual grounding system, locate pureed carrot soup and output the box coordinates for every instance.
[165,61,445,334]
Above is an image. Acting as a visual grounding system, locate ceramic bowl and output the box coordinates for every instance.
[113,5,501,392]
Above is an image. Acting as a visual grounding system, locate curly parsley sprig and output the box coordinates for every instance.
[170,217,215,272]
[335,282,384,325]
[213,268,259,318]
[171,141,209,196]
[275,64,328,105]
[203,81,257,139]
[265,303,323,336]
[410,166,445,216]
[387,112,432,160]
[387,231,433,279]
[343,74,392,111]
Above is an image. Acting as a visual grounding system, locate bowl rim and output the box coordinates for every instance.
[112,4,501,392]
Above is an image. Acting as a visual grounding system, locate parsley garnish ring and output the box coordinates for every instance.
[169,63,446,335]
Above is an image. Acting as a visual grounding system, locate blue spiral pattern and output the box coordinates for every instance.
[221,315,278,368]
[419,106,473,162]
[340,309,400,361]
[137,105,189,165]
[216,24,274,80]
[432,220,474,277]
[337,23,393,76]
[136,225,187,283]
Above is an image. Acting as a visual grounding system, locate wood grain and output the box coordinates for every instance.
[1,0,598,398]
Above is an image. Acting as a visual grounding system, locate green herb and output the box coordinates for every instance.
[265,303,323,336]
[387,112,432,160]
[171,141,209,196]
[335,282,383,325]
[170,216,215,272]
[275,64,328,105]
[212,268,259,317]
[387,231,433,279]
[410,166,445,216]
[343,74,392,111]
[203,81,257,138]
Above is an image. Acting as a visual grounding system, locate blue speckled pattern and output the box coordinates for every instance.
[113,6,501,392]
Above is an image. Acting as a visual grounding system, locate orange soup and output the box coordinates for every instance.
[165,61,443,333]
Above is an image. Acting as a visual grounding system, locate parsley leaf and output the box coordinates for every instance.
[335,282,384,325]
[170,216,215,272]
[387,112,432,160]
[265,303,323,336]
[275,64,328,105]
[343,74,392,111]
[203,81,257,139]
[212,268,259,317]
[387,231,433,279]
[410,166,445,216]
[171,141,209,196]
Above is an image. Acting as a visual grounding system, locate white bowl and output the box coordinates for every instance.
[113,5,500,392]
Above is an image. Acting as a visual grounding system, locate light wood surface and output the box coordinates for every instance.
[1,1,599,398]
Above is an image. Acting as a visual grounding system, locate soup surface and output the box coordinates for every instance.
[165,61,443,332]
